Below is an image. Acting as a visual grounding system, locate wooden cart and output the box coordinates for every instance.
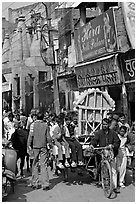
[74,88,115,147]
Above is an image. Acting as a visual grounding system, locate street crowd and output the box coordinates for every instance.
[2,108,135,192]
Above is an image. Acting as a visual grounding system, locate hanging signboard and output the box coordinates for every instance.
[120,50,135,82]
[74,8,118,63]
[75,55,121,88]
[121,2,135,49]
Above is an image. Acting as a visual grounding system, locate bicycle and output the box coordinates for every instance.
[85,146,114,198]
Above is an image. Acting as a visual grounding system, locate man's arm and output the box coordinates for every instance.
[46,125,52,143]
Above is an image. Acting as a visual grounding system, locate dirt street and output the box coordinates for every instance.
[3,166,135,202]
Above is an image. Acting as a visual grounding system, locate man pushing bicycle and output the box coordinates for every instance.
[90,118,120,194]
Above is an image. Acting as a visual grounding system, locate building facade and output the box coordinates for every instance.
[2,2,135,123]
[2,3,59,115]
[72,2,135,124]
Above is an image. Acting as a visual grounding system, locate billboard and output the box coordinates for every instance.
[74,8,118,63]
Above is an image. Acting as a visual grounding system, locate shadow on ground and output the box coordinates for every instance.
[2,170,33,202]
[2,166,134,202]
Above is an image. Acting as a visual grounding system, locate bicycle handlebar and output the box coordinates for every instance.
[94,147,107,150]
[93,146,113,151]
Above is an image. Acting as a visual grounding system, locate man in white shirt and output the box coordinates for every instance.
[117,125,128,188]
[4,112,15,140]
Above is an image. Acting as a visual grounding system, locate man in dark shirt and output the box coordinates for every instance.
[10,119,28,177]
[90,118,120,193]
[27,112,52,190]
[91,118,120,157]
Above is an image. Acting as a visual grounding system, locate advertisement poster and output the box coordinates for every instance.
[121,2,135,49]
[74,8,118,63]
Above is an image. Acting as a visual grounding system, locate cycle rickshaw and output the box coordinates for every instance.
[73,88,116,198]
[50,88,116,198]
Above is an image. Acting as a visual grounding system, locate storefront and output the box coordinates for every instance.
[74,6,131,116]
[120,2,135,124]
[75,54,123,112]
[119,49,135,124]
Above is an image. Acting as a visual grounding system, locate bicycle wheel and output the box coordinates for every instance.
[101,160,113,198]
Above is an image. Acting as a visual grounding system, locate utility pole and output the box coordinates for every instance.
[41,2,60,115]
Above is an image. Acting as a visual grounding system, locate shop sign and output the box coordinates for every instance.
[122,52,135,82]
[124,59,135,80]
[75,56,121,88]
[2,82,11,92]
[74,8,118,63]
[121,2,135,49]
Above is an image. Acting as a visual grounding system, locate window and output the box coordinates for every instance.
[39,71,48,82]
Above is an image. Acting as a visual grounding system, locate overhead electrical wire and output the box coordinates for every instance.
[2,2,42,40]
[2,2,76,56]
[3,1,76,41]
[3,2,63,40]
[2,2,66,75]
[2,2,46,56]
[4,3,42,32]
[2,2,59,53]
[2,2,77,90]
[2,2,16,12]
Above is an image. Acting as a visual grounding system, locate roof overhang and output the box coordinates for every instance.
[75,54,115,68]
[74,2,97,9]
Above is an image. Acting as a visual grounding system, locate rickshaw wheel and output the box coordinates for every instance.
[101,160,113,198]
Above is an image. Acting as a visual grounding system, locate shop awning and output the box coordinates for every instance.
[75,54,115,68]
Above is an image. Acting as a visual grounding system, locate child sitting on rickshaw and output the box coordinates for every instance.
[52,115,70,169]
[64,115,84,168]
